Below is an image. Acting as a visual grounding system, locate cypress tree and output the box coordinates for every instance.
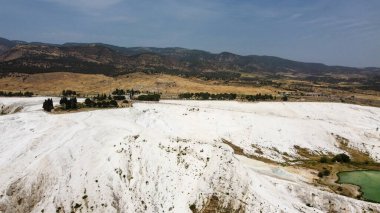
[43,98,54,112]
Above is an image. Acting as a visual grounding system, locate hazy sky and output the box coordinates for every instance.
[1,0,380,67]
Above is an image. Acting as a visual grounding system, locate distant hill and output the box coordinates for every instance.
[0,37,17,55]
[0,37,378,78]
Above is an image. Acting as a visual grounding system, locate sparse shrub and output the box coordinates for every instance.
[320,156,329,163]
[0,91,33,97]
[189,204,196,212]
[255,149,264,155]
[318,171,324,178]
[332,153,350,163]
[322,169,330,176]
[318,168,330,178]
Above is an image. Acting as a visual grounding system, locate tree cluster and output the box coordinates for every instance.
[0,91,34,97]
[178,92,237,100]
[93,94,109,101]
[178,92,281,101]
[319,153,351,164]
[0,56,116,76]
[42,98,54,112]
[127,89,140,97]
[243,93,275,102]
[137,94,161,101]
[62,90,77,96]
[199,71,241,81]
[111,88,143,99]
[318,168,331,178]
[93,93,126,101]
[142,68,241,81]
[113,95,126,100]
[193,92,211,100]
[332,153,351,163]
[112,89,126,95]
[60,97,78,110]
[84,98,118,108]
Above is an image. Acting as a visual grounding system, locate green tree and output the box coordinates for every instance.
[42,98,54,112]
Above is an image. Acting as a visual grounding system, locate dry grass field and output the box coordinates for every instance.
[0,72,280,96]
[1,72,379,107]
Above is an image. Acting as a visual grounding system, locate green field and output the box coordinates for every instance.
[337,170,380,203]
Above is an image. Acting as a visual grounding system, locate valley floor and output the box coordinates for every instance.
[1,72,379,107]
[0,72,277,96]
[0,98,380,212]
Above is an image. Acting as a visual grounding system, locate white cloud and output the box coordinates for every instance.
[289,13,302,20]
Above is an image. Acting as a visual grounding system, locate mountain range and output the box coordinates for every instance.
[0,37,379,78]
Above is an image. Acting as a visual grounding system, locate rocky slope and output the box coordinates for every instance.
[1,37,379,78]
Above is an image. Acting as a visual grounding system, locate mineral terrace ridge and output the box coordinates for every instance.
[0,98,380,212]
